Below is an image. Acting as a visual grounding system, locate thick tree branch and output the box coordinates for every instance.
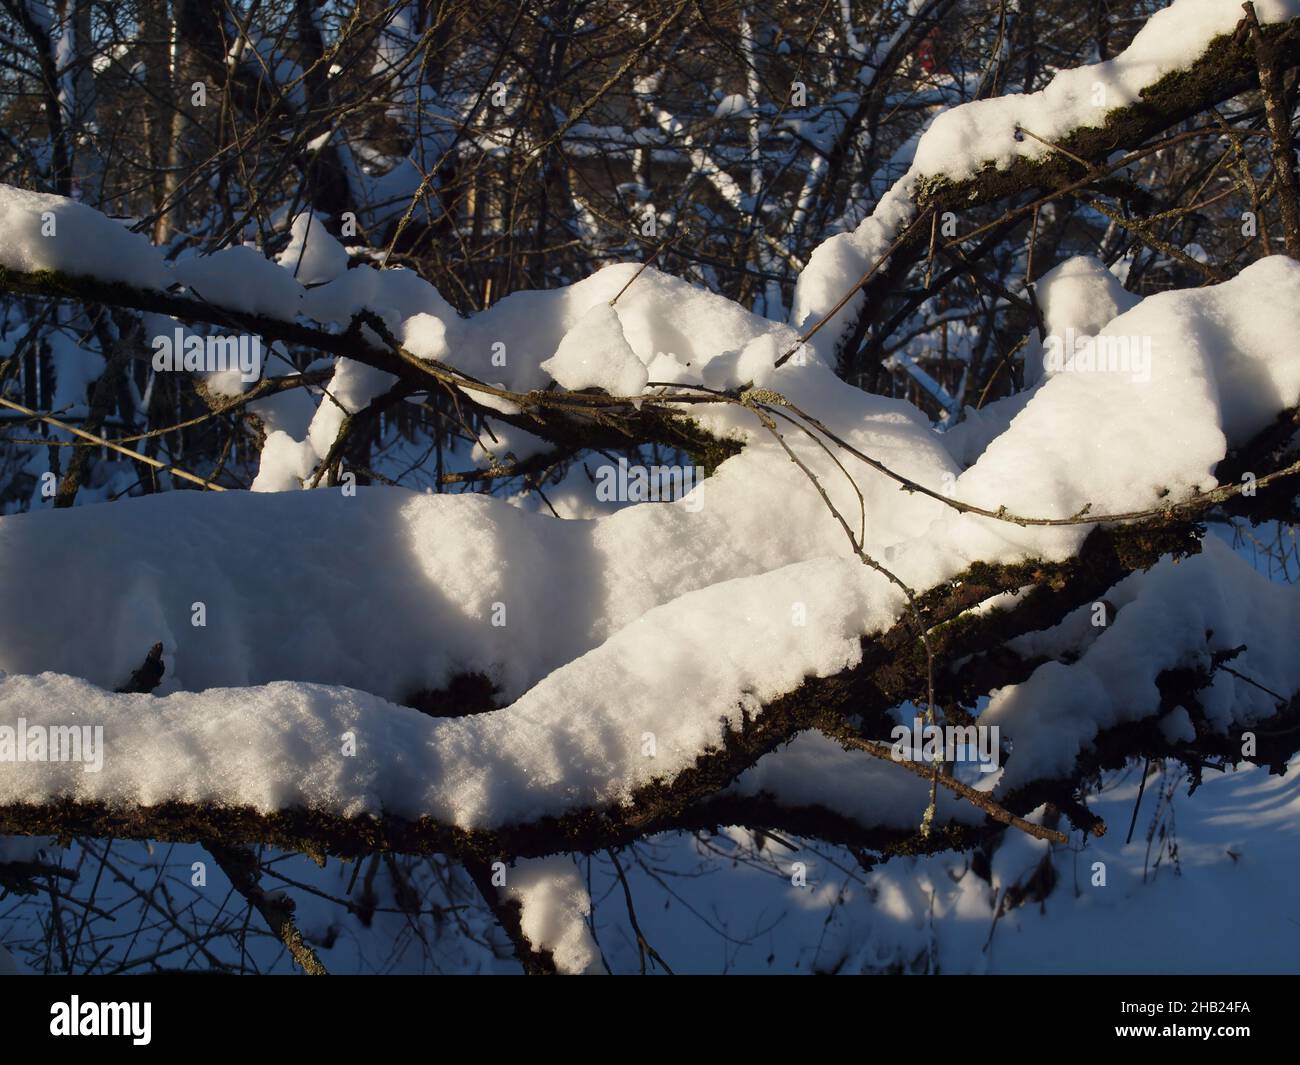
[1243,3,1300,258]
[0,266,741,468]
[2,492,1291,865]
[836,14,1300,365]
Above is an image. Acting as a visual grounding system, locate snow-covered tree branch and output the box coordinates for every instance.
[0,0,1298,977]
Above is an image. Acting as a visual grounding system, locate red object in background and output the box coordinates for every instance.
[915,25,945,75]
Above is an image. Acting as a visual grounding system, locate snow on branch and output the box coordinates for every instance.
[790,1,1300,367]
[1,0,1300,973]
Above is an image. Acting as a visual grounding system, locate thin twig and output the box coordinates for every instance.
[0,396,227,491]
